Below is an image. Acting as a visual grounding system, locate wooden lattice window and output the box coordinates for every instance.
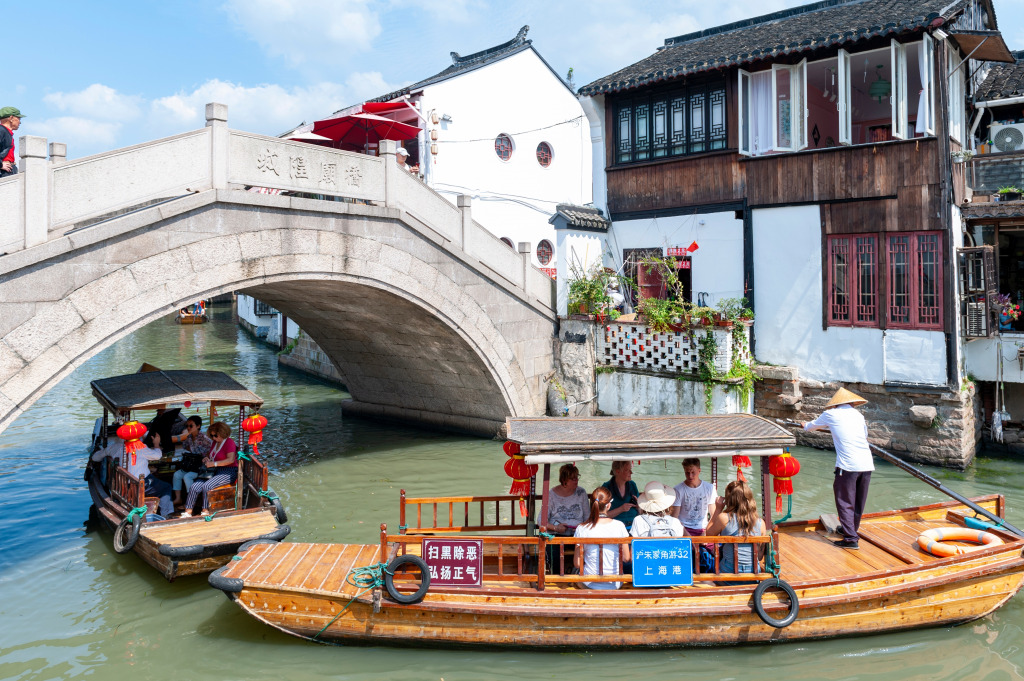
[494,133,514,161]
[887,232,943,330]
[536,142,552,167]
[827,234,878,327]
[536,239,553,266]
[613,81,728,164]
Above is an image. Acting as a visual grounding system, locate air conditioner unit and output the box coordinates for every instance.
[990,123,1024,152]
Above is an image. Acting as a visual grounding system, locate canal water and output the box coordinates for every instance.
[1,306,1023,680]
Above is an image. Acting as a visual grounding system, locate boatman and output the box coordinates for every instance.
[802,388,873,550]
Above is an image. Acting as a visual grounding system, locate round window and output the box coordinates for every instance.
[536,239,553,266]
[500,237,515,249]
[536,142,553,167]
[494,133,514,161]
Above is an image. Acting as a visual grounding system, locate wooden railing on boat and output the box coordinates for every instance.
[383,526,773,590]
[399,490,540,535]
[238,453,269,509]
[110,464,144,511]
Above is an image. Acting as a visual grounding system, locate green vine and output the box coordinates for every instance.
[725,322,758,411]
[277,329,302,355]
[697,330,719,414]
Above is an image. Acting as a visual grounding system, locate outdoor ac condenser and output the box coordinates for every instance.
[990,123,1024,152]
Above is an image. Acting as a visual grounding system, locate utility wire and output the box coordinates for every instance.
[436,116,584,144]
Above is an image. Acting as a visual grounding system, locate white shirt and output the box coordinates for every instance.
[126,446,163,480]
[804,404,874,472]
[540,486,588,531]
[630,514,687,538]
[574,519,629,589]
[672,480,717,529]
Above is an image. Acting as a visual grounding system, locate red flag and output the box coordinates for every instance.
[686,240,699,253]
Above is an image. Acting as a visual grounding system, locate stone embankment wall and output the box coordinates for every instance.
[753,365,981,469]
[238,320,345,388]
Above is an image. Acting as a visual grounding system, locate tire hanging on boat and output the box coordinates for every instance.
[752,579,799,628]
[113,514,142,554]
[384,555,431,604]
[271,497,288,524]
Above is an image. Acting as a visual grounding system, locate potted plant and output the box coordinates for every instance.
[692,306,716,327]
[998,186,1022,202]
[637,296,675,333]
[567,263,611,320]
[995,293,1021,330]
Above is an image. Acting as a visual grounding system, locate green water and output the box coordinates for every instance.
[1,306,1023,680]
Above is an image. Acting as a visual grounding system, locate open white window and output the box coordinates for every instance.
[917,34,935,135]
[891,39,909,139]
[838,49,851,144]
[738,70,751,156]
[797,58,808,149]
[771,64,801,152]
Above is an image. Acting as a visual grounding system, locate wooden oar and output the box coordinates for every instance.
[776,418,1023,537]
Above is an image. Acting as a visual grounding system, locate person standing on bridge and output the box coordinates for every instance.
[0,107,24,177]
[802,388,874,550]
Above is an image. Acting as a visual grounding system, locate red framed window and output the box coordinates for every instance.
[495,134,514,161]
[886,232,943,329]
[536,142,553,167]
[536,239,553,266]
[827,234,878,326]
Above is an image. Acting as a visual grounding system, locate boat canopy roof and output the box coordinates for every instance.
[507,415,795,465]
[91,370,264,413]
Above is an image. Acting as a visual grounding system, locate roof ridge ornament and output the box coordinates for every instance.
[450,25,530,65]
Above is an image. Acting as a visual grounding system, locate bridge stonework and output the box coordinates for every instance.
[0,105,556,437]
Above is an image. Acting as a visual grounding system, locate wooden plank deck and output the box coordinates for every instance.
[140,509,280,547]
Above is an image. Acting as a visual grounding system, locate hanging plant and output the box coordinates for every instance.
[697,330,719,414]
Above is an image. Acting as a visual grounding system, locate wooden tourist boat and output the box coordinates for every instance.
[176,301,208,324]
[209,415,1024,648]
[86,368,290,581]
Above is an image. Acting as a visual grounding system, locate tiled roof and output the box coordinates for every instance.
[549,204,611,231]
[579,0,968,96]
[976,51,1024,102]
[369,26,536,103]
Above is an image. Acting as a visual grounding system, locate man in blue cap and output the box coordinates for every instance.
[0,107,24,177]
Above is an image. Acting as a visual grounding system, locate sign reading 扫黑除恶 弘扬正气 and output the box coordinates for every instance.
[631,538,693,587]
[423,538,483,587]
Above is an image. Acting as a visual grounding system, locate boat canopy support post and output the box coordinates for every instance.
[711,457,718,488]
[761,455,772,529]
[236,405,246,510]
[539,464,551,534]
[102,408,108,448]
[526,475,537,536]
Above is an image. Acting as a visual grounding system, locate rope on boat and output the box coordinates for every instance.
[766,535,782,579]
[257,489,279,501]
[125,506,148,523]
[311,562,393,642]
[204,511,220,522]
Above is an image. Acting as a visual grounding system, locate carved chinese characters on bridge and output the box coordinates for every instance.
[422,538,483,587]
[289,155,309,180]
[344,165,362,187]
[238,134,381,201]
[319,162,337,188]
[256,148,280,176]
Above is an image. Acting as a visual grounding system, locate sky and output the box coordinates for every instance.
[8,0,1024,158]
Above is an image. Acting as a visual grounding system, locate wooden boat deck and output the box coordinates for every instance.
[142,508,281,548]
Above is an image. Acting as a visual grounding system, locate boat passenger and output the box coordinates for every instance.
[137,432,174,517]
[631,481,688,538]
[169,415,213,507]
[601,460,640,530]
[180,421,238,518]
[706,480,765,584]
[671,457,717,536]
[574,487,630,589]
[539,463,588,536]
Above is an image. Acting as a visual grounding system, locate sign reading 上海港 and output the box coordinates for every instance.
[422,538,483,587]
[631,538,693,587]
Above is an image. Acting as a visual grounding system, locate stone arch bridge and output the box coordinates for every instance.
[0,104,556,437]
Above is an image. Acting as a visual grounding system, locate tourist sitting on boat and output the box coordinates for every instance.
[706,480,765,583]
[630,481,688,538]
[601,460,639,530]
[539,463,588,536]
[671,457,717,536]
[137,432,174,517]
[574,487,630,589]
[169,415,213,508]
[180,421,237,517]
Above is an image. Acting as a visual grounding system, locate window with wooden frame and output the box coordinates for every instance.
[886,232,943,330]
[827,234,878,326]
[613,81,727,164]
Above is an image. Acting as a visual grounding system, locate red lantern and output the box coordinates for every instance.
[769,451,801,512]
[503,441,536,515]
[116,421,147,466]
[731,454,751,481]
[241,413,268,457]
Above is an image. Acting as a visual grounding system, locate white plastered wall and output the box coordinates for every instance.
[752,205,946,385]
[556,230,604,316]
[419,48,592,267]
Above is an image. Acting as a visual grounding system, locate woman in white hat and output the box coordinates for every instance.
[803,387,873,550]
[630,481,688,538]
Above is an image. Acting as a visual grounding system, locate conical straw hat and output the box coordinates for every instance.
[826,387,867,408]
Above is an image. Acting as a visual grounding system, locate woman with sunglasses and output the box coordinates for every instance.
[170,415,212,507]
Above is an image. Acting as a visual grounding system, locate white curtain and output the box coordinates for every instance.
[751,71,773,155]
[916,42,930,135]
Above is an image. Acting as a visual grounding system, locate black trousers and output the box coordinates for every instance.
[833,468,871,542]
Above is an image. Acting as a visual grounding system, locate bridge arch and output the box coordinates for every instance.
[0,192,556,436]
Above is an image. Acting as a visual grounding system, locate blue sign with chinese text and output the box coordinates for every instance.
[631,538,693,587]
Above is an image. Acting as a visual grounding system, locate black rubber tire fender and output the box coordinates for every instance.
[384,554,431,604]
[271,497,288,524]
[237,537,281,553]
[752,578,799,628]
[113,514,142,554]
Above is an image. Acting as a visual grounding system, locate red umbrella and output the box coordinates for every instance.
[312,112,421,147]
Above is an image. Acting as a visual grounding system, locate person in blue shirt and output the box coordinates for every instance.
[601,460,640,530]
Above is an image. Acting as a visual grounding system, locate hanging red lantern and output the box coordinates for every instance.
[241,413,269,457]
[503,441,536,515]
[769,450,801,512]
[732,454,751,481]
[116,421,147,466]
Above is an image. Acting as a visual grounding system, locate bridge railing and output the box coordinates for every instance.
[0,102,553,309]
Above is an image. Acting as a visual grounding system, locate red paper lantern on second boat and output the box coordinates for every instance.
[116,420,147,466]
[732,454,751,481]
[769,450,801,512]
[241,413,268,457]
[503,441,537,515]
